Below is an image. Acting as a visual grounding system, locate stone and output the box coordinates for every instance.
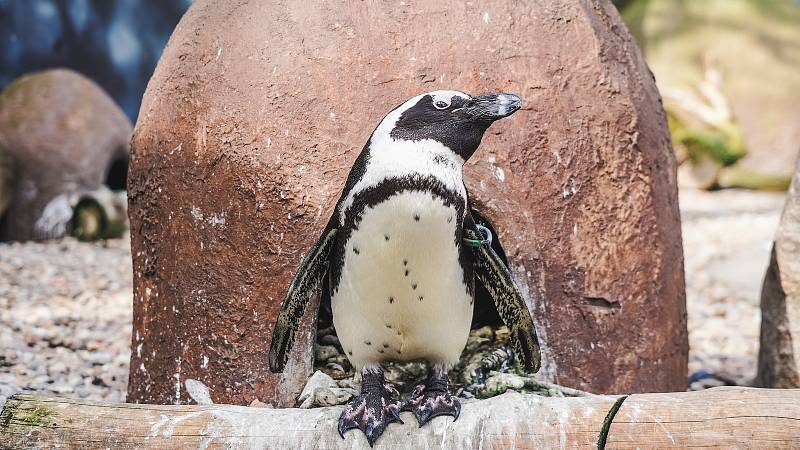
[185,379,214,405]
[757,157,800,388]
[127,0,687,405]
[309,387,355,407]
[0,69,132,241]
[313,345,340,362]
[297,371,338,409]
[248,399,271,408]
[318,334,340,347]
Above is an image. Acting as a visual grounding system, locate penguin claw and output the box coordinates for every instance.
[402,382,461,427]
[337,383,403,446]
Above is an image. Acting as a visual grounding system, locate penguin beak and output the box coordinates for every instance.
[462,93,522,121]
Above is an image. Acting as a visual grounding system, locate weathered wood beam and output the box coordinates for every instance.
[1,387,798,449]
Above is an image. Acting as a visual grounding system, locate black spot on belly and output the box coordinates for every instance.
[347,350,353,356]
[382,343,389,348]
[384,235,390,241]
[388,296,394,304]
[378,349,384,354]
[353,247,360,255]
[418,295,424,301]
[403,259,408,266]
[447,216,453,223]
[396,349,402,354]
[412,283,417,290]
[385,323,392,329]
[432,153,449,166]
[404,270,409,277]
[364,340,371,346]
[414,214,420,221]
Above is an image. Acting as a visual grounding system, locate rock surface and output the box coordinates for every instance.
[758,159,800,388]
[127,0,686,406]
[0,69,132,241]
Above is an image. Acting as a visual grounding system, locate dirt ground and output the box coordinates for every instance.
[0,188,787,405]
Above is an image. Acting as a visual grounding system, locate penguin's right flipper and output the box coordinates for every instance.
[268,226,337,373]
[466,225,541,374]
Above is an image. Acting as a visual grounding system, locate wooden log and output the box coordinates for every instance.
[1,387,798,449]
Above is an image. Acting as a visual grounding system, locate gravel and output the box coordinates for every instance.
[681,188,786,384]
[0,235,132,406]
[0,188,788,407]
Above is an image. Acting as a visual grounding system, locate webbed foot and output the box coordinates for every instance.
[338,369,403,447]
[402,367,461,426]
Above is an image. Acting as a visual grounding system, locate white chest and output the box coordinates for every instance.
[331,191,473,369]
[339,139,466,226]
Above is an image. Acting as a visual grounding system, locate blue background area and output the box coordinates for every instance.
[0,0,193,121]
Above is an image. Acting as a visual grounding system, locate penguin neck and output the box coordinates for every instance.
[366,138,465,181]
[338,138,467,226]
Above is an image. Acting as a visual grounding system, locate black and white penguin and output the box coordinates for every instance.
[269,90,540,446]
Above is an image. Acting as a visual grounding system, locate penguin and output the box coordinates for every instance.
[269,90,540,446]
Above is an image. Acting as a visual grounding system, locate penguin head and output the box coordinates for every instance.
[376,90,522,160]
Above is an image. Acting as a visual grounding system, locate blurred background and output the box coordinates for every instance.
[0,0,798,402]
[0,0,191,120]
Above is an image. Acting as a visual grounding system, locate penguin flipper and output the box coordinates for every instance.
[268,226,337,373]
[466,226,541,374]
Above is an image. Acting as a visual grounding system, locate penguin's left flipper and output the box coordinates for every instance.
[466,224,541,374]
[268,226,337,373]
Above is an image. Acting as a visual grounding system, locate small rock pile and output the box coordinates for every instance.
[301,325,588,408]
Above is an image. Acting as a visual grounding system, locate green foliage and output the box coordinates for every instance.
[667,110,747,167]
[674,125,746,167]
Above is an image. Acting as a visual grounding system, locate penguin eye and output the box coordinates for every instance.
[434,100,450,110]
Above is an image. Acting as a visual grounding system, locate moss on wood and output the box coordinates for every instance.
[0,395,56,430]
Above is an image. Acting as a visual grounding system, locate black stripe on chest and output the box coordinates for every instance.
[329,174,468,294]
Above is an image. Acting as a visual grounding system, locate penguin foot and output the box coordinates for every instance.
[402,368,461,426]
[338,369,403,447]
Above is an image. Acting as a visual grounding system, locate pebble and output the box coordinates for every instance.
[297,370,338,408]
[478,372,526,398]
[318,334,340,347]
[314,344,340,362]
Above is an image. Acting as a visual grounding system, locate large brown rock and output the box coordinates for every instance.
[758,157,800,388]
[128,0,687,406]
[0,69,132,241]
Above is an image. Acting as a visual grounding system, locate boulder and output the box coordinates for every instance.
[0,69,132,241]
[757,157,800,388]
[127,0,687,406]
